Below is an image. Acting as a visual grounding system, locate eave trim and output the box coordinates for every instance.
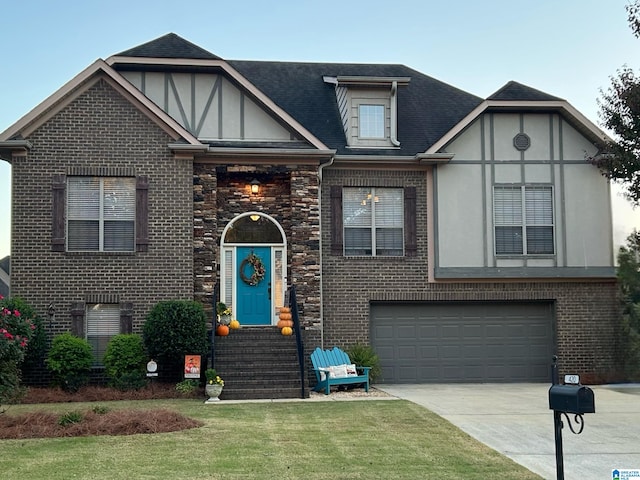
[0,59,202,146]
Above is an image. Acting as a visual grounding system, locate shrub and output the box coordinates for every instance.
[175,379,199,395]
[46,333,93,392]
[346,344,382,382]
[2,298,46,374]
[143,300,208,378]
[0,296,36,409]
[103,334,147,390]
[92,405,110,415]
[58,411,83,427]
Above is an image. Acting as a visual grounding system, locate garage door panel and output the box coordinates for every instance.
[419,325,438,337]
[371,302,554,383]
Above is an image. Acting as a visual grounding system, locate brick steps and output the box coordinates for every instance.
[212,326,309,400]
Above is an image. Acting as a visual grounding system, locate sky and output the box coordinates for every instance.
[1,0,639,259]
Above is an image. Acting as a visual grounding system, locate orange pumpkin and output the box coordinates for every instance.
[281,326,293,336]
[277,319,293,329]
[280,306,291,314]
[216,325,230,336]
[279,312,292,321]
[229,319,240,330]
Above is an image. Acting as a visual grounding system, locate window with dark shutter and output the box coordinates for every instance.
[404,187,417,257]
[342,187,404,256]
[330,186,343,255]
[57,174,149,253]
[51,175,67,252]
[136,176,149,252]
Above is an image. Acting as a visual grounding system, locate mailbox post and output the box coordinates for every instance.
[548,356,595,480]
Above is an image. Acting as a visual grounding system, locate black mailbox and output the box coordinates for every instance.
[548,384,595,414]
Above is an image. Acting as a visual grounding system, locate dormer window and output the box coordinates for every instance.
[324,75,410,149]
[359,104,385,138]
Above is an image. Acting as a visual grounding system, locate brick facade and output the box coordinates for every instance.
[11,79,194,339]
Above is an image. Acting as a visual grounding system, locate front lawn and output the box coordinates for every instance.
[0,399,541,479]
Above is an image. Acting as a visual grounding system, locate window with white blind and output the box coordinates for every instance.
[343,187,404,256]
[86,304,120,365]
[67,177,136,252]
[494,185,554,255]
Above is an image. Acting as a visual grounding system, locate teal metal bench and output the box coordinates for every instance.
[310,347,370,395]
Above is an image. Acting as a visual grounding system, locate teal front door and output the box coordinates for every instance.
[236,247,271,325]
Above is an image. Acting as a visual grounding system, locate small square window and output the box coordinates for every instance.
[359,105,385,138]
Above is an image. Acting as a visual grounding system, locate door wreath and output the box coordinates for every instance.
[240,252,266,286]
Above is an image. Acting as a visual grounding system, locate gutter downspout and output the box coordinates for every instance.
[316,154,336,349]
[390,81,400,147]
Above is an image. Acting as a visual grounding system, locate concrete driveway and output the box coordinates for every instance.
[376,383,640,480]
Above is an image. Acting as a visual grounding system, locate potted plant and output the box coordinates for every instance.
[216,302,232,326]
[204,368,224,403]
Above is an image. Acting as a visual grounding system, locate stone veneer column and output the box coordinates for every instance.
[193,165,218,316]
[289,167,321,328]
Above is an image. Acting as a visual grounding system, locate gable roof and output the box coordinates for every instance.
[115,33,222,60]
[426,81,610,154]
[108,34,483,155]
[1,33,609,162]
[488,81,563,102]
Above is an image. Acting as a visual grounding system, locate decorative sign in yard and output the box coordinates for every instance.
[184,355,201,379]
[146,360,158,377]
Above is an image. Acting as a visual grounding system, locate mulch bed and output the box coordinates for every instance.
[0,383,206,440]
[0,409,204,439]
[20,382,202,404]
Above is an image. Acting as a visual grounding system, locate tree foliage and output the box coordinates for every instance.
[592,1,640,204]
[617,231,640,380]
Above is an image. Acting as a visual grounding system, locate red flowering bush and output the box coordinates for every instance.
[1,295,36,410]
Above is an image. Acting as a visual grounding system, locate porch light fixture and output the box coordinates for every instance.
[250,178,260,194]
[250,214,260,222]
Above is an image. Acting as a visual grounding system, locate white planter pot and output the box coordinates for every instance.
[205,383,223,403]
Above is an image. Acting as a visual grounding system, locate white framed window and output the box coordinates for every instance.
[67,177,136,252]
[358,104,385,138]
[86,303,120,365]
[343,187,404,256]
[494,185,554,255]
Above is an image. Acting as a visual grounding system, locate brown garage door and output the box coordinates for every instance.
[371,302,555,383]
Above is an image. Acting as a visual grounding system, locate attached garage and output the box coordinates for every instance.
[371,302,555,383]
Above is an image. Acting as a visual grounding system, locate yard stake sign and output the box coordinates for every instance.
[184,355,201,379]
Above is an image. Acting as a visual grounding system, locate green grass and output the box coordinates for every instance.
[0,399,541,480]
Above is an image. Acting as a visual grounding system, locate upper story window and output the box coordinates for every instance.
[494,185,554,255]
[67,177,136,252]
[343,187,404,256]
[331,185,417,258]
[358,104,385,139]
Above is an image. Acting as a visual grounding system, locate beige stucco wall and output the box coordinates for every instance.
[435,112,614,273]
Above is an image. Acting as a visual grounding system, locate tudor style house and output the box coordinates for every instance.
[0,34,619,395]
